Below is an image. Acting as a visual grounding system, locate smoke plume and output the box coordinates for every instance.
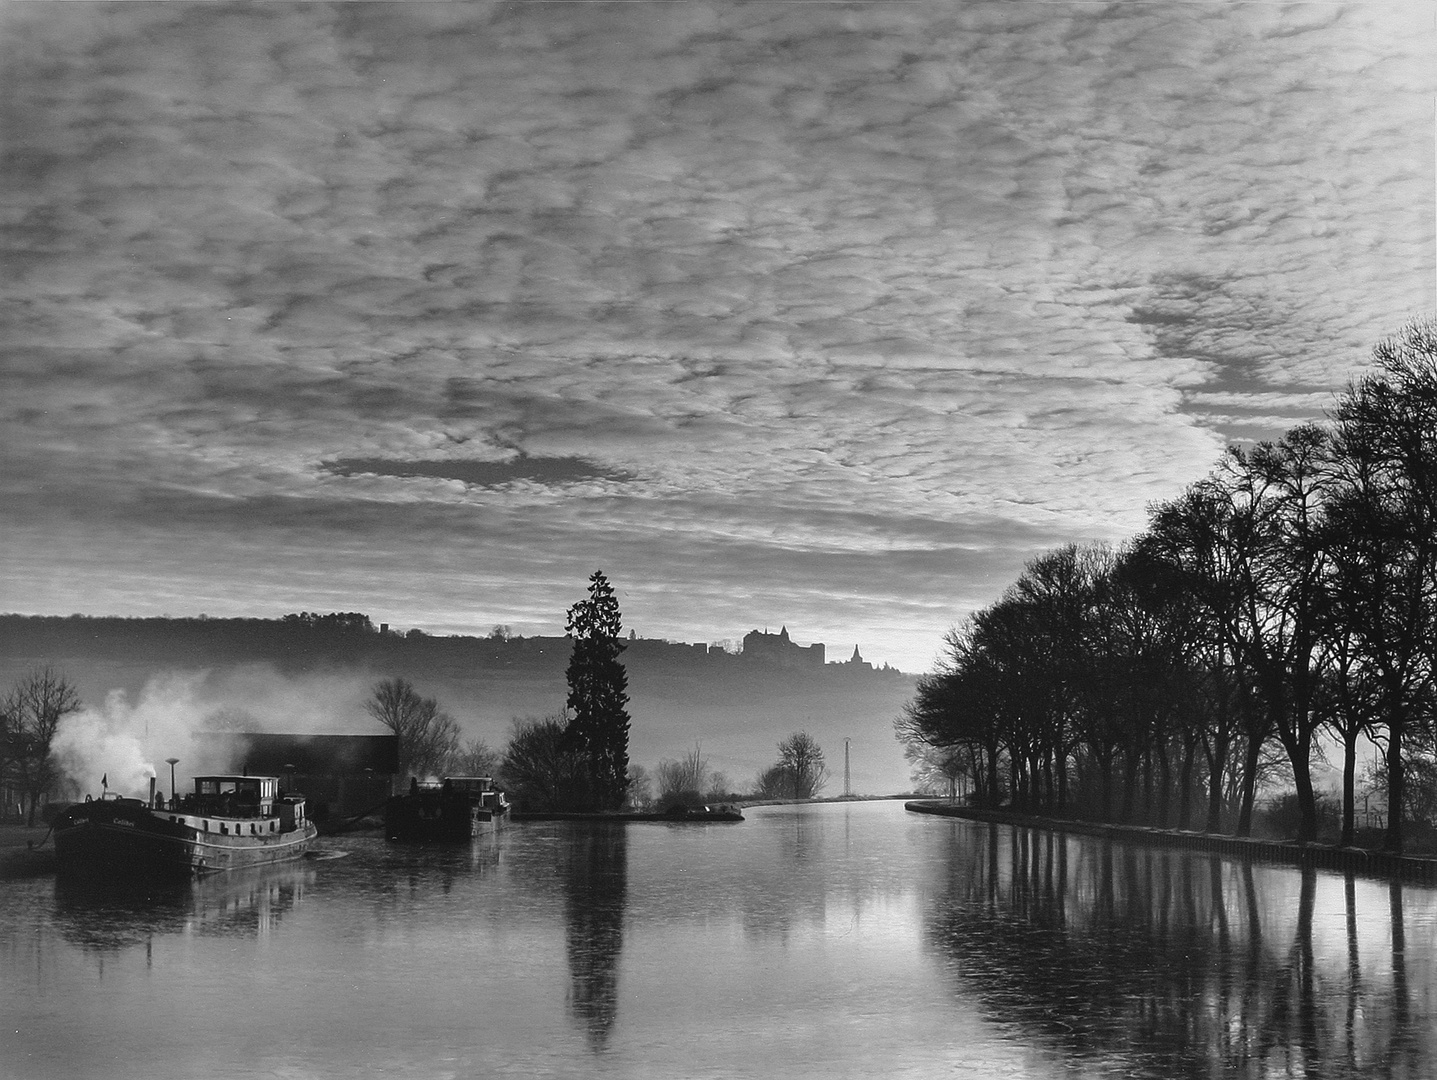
[50,666,378,800]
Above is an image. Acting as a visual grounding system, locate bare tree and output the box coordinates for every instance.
[705,771,731,800]
[904,741,969,800]
[655,743,708,807]
[4,667,81,825]
[754,763,792,799]
[451,736,500,778]
[625,763,653,810]
[778,732,828,799]
[499,714,585,812]
[365,677,460,785]
[1324,319,1437,852]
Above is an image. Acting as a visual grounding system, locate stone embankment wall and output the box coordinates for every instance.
[905,800,1437,884]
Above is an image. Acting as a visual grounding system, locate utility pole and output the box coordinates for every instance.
[844,738,851,798]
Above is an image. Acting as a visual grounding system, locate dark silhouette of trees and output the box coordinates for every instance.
[625,764,652,809]
[778,732,829,798]
[450,736,500,778]
[1323,321,1437,852]
[749,733,829,799]
[903,739,970,799]
[1141,484,1258,832]
[655,744,708,810]
[3,667,81,825]
[563,571,631,811]
[364,677,460,786]
[754,763,792,799]
[499,715,585,812]
[1222,427,1333,842]
[897,315,1437,851]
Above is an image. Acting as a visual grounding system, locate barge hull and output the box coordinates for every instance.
[54,794,316,879]
[56,820,315,877]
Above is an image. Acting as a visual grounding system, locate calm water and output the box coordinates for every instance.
[3,801,1435,1079]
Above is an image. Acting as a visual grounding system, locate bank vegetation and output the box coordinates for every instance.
[898,320,1437,854]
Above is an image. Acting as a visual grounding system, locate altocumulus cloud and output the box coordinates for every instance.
[323,455,636,490]
[1,1,1432,672]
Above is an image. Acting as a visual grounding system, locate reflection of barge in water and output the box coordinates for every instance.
[54,774,317,878]
[385,776,510,842]
[54,859,315,950]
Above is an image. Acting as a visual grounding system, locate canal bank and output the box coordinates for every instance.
[906,800,1437,884]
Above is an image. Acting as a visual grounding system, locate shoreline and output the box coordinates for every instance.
[905,800,1437,885]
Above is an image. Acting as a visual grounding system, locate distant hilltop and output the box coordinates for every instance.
[738,625,879,673]
[0,613,908,678]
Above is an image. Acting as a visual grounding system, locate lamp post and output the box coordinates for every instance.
[165,758,179,806]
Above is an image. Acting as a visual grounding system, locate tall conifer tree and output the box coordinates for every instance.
[564,570,631,810]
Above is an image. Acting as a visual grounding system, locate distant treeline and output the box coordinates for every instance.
[899,319,1437,855]
[0,612,569,674]
[0,612,904,681]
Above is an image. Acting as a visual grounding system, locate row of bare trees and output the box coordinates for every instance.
[899,320,1437,853]
[642,732,829,810]
[493,721,829,812]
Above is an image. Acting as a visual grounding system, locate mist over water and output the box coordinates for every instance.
[4,802,1433,1079]
[13,643,919,800]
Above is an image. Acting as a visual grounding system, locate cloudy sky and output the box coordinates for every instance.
[2,1,1433,673]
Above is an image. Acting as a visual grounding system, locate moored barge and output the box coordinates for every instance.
[385,776,509,842]
[54,774,317,878]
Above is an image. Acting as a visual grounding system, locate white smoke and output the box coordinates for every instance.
[51,666,379,800]
[51,697,157,799]
[52,674,225,800]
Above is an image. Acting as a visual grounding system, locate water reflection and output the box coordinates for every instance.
[738,808,830,942]
[350,833,502,916]
[52,862,311,953]
[560,825,627,1050]
[925,824,1434,1079]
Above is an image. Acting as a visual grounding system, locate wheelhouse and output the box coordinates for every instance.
[186,775,279,818]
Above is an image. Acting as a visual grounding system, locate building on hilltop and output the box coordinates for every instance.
[839,644,873,673]
[741,626,825,668]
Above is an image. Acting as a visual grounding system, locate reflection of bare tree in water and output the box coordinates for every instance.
[561,825,627,1050]
[924,824,1432,1078]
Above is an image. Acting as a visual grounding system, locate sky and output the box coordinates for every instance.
[2,1,1434,675]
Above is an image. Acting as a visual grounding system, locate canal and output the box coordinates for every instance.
[2,800,1433,1078]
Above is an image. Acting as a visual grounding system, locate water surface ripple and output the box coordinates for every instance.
[3,801,1433,1078]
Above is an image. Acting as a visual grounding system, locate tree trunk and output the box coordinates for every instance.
[986,741,1001,808]
[1098,751,1113,822]
[1120,751,1140,823]
[1236,734,1262,837]
[1175,739,1196,830]
[1154,740,1172,829]
[1278,720,1319,842]
[1340,726,1358,847]
[1384,705,1404,854]
[1056,745,1069,812]
[1204,731,1229,833]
